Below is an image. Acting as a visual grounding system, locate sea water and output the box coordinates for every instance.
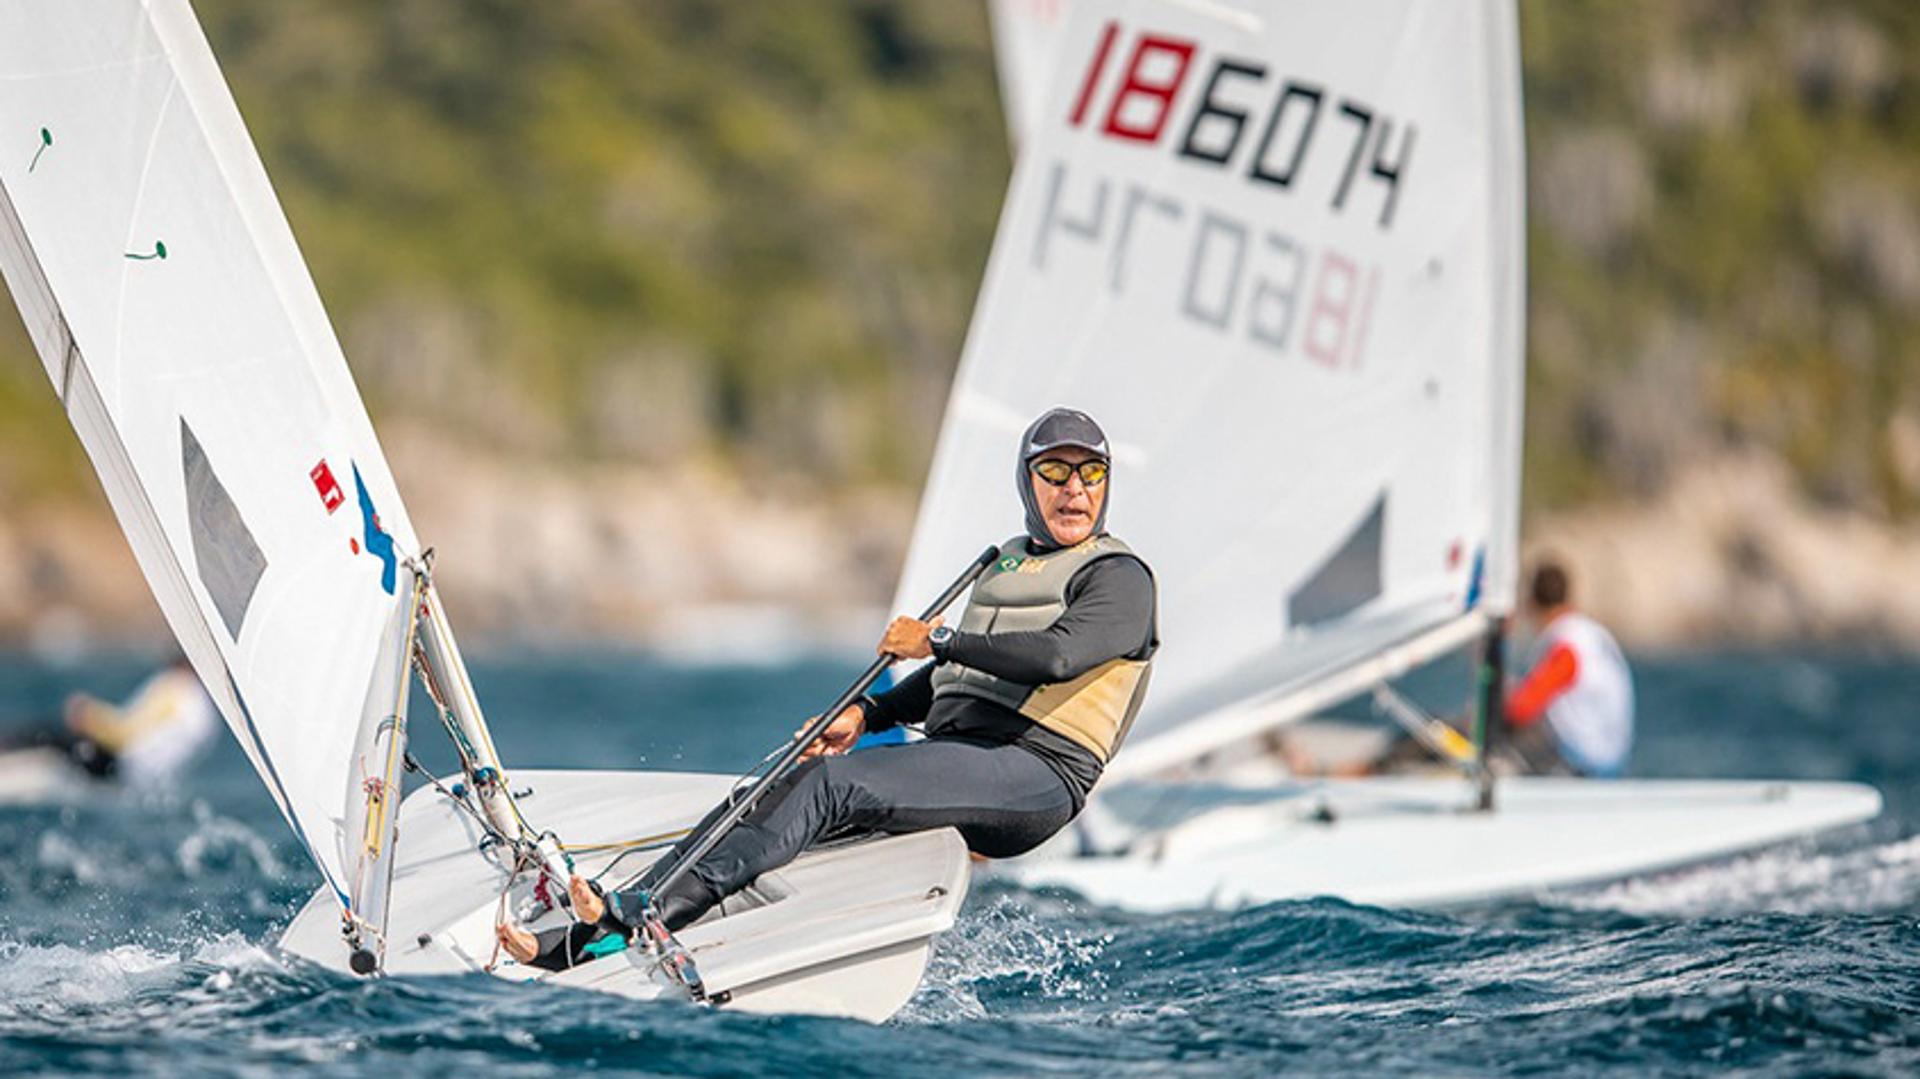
[0,650,1914,1077]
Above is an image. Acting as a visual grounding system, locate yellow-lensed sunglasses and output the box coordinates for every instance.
[1028,457,1109,488]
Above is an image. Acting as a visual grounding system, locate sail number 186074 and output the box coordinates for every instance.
[1067,20,1415,230]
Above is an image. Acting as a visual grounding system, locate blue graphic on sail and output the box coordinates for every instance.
[353,465,397,595]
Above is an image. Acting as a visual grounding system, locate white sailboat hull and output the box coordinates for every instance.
[1006,777,1883,912]
[281,769,969,1023]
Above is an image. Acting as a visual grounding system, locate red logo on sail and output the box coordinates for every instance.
[311,460,345,514]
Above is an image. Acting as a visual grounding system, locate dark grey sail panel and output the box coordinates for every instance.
[180,419,267,639]
[1287,495,1385,628]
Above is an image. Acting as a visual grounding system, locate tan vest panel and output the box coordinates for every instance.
[929,535,1155,762]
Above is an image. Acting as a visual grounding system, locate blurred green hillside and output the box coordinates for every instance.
[1523,1,1920,515]
[1,0,1916,517]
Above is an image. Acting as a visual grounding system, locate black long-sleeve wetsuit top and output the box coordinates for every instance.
[860,553,1156,811]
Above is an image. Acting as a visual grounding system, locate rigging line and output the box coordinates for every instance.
[407,582,486,772]
[558,828,690,855]
[413,638,482,768]
[423,587,511,774]
[408,578,552,854]
[588,842,678,888]
[729,739,793,799]
[484,844,587,975]
[403,752,512,851]
[405,751,574,972]
[482,851,525,974]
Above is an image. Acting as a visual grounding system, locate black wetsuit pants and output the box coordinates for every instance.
[615,736,1079,930]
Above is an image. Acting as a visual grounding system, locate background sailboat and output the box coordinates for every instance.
[904,0,1523,781]
[893,0,1881,910]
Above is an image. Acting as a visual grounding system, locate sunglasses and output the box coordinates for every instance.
[1029,457,1109,488]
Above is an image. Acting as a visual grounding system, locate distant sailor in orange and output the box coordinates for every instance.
[1503,560,1635,778]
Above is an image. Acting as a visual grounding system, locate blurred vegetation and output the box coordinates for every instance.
[1522,0,1920,515]
[0,0,1916,518]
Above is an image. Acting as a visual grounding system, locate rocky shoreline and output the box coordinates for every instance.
[2,437,1916,658]
[1526,451,1920,649]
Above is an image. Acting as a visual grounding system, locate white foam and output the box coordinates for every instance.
[1553,834,1920,917]
[176,800,285,880]
[35,829,119,887]
[0,932,282,1020]
[896,894,1112,1023]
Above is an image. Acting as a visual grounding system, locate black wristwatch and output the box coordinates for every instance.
[928,625,956,661]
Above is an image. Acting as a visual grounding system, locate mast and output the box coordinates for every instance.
[341,565,422,973]
[337,558,572,974]
[1471,615,1507,811]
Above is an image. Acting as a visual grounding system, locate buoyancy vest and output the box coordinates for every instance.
[929,535,1156,763]
[1532,611,1635,777]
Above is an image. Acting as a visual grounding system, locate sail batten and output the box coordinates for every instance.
[900,0,1526,772]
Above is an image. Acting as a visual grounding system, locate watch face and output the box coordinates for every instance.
[931,627,954,644]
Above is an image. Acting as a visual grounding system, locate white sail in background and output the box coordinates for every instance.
[988,0,1074,149]
[895,0,1526,776]
[0,1,424,907]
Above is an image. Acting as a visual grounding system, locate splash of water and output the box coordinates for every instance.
[176,800,285,881]
[899,890,1114,1023]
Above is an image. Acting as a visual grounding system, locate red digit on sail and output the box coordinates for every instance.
[1101,32,1196,143]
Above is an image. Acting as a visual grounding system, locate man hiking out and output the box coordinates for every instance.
[498,406,1158,968]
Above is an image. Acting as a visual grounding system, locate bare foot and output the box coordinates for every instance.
[569,875,604,923]
[495,921,540,964]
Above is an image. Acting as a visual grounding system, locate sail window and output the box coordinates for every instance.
[1287,494,1385,628]
[181,419,267,639]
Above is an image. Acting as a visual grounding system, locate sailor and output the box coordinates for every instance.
[1,657,218,786]
[1503,560,1634,778]
[498,407,1158,968]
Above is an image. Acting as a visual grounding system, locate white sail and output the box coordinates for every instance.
[988,0,1075,150]
[0,1,424,909]
[894,0,1526,773]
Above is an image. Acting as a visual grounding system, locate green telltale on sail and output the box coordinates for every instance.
[28,126,50,172]
[126,240,167,261]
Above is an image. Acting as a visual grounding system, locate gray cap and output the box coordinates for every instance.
[1021,407,1109,461]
